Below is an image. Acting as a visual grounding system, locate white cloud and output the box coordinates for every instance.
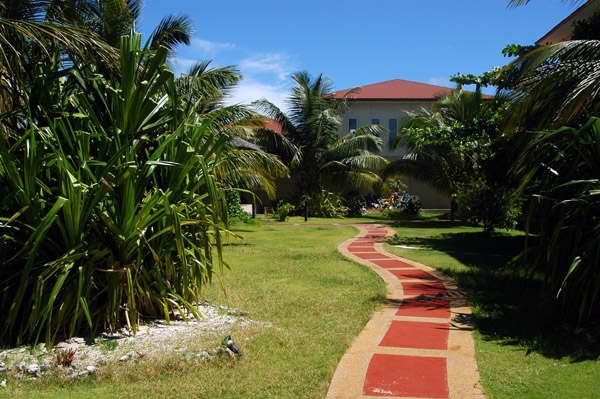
[224,77,291,112]
[190,37,235,54]
[240,53,294,82]
[222,52,296,111]
[169,57,198,76]
[428,76,454,88]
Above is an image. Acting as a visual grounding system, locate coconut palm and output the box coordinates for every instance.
[500,39,600,131]
[173,61,289,199]
[253,71,388,196]
[0,0,117,136]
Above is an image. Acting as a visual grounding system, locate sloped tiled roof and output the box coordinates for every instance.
[333,79,491,101]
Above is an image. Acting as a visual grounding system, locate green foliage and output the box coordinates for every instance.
[384,88,504,194]
[302,190,348,218]
[514,116,600,323]
[501,39,600,131]
[253,72,388,196]
[225,191,251,223]
[571,10,600,40]
[399,194,423,215]
[450,67,502,87]
[456,180,521,233]
[0,33,231,346]
[501,43,538,57]
[272,201,295,222]
[345,196,363,217]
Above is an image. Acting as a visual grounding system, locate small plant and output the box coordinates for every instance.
[272,201,295,222]
[302,190,348,218]
[225,191,252,224]
[345,196,363,217]
[55,348,76,367]
[399,193,422,215]
[457,180,521,233]
[98,338,118,352]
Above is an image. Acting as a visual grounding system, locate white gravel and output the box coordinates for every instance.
[0,302,267,384]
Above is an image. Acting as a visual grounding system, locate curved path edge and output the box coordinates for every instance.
[326,224,485,399]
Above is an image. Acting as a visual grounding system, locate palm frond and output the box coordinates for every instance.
[502,40,600,130]
[147,14,193,51]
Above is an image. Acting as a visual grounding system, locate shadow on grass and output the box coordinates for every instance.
[390,229,599,362]
[389,230,526,257]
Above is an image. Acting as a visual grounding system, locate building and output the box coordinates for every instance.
[334,79,491,208]
[536,0,600,45]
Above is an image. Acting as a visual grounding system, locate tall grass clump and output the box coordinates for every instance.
[0,33,231,346]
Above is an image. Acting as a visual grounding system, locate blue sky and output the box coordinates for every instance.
[138,0,577,110]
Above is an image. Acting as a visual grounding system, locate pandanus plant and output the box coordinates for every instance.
[0,32,233,345]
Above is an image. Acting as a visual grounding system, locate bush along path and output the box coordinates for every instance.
[328,224,485,399]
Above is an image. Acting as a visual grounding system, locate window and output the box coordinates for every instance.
[389,119,398,146]
[349,118,357,133]
[371,118,380,125]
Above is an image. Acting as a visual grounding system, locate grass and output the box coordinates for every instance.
[383,220,600,399]
[3,223,386,399]
[4,213,599,398]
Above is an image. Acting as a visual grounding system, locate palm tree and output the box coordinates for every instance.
[382,89,494,194]
[173,61,289,199]
[253,71,388,196]
[0,0,117,136]
[500,0,600,131]
[500,39,600,131]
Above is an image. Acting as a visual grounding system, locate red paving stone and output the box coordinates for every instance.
[354,253,390,260]
[355,238,381,243]
[363,354,449,398]
[348,247,378,253]
[371,259,415,269]
[379,320,449,350]
[396,298,451,319]
[330,225,460,399]
[402,281,448,297]
[388,269,436,280]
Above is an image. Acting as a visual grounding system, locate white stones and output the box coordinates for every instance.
[0,301,264,384]
[26,364,40,375]
[119,351,139,362]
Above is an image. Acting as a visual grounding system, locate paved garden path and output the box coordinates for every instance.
[327,224,485,399]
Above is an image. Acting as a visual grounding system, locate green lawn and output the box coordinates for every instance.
[4,215,599,398]
[3,223,386,399]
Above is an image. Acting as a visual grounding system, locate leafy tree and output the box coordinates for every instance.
[383,88,500,194]
[253,71,388,198]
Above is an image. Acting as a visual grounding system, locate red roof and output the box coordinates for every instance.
[333,79,491,101]
[262,117,284,133]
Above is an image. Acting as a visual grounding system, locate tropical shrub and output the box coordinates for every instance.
[0,33,230,345]
[399,193,423,215]
[345,196,363,217]
[272,201,295,222]
[456,180,521,233]
[225,191,252,223]
[514,116,600,323]
[302,190,348,218]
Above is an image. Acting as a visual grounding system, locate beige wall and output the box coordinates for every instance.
[341,100,450,209]
[341,100,432,157]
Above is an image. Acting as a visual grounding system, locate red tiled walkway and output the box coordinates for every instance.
[327,224,485,399]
